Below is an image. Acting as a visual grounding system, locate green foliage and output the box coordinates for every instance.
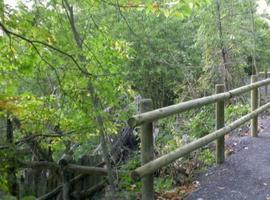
[119,142,174,193]
[155,116,186,158]
[225,103,249,123]
[184,103,249,139]
[0,175,8,192]
[199,149,215,167]
[255,18,270,70]
[195,0,258,90]
[118,153,141,192]
[155,177,174,192]
[1,0,270,197]
[0,0,137,166]
[116,0,210,19]
[186,106,215,138]
[22,196,36,200]
[2,195,17,200]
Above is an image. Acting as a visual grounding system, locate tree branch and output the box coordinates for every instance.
[0,21,92,76]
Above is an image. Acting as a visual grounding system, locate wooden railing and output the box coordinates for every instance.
[128,75,270,200]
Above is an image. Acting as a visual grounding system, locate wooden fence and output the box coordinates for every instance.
[128,75,270,200]
[18,155,106,199]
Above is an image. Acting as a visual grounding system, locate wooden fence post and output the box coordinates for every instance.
[215,84,225,164]
[59,154,73,200]
[251,75,258,137]
[265,70,268,96]
[140,99,154,200]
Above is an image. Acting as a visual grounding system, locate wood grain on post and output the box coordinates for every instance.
[140,99,154,200]
[251,75,258,137]
[215,84,225,164]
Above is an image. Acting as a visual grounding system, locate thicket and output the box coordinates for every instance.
[0,0,270,199]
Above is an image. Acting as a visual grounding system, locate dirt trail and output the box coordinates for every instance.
[186,116,270,200]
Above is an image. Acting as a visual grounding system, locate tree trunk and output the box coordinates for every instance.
[62,0,115,192]
[6,115,18,197]
[88,84,116,192]
[248,0,257,75]
[215,0,229,90]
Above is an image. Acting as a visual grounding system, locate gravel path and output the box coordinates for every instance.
[186,117,270,200]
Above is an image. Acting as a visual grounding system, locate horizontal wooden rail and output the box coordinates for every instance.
[128,78,270,128]
[18,161,108,176]
[131,101,270,180]
[259,71,270,75]
[67,164,108,175]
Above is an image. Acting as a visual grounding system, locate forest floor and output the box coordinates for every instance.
[185,115,270,200]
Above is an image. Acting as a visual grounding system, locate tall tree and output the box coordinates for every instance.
[215,0,229,89]
[62,0,115,192]
[248,0,257,75]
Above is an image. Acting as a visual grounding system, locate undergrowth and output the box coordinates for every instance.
[118,103,249,198]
